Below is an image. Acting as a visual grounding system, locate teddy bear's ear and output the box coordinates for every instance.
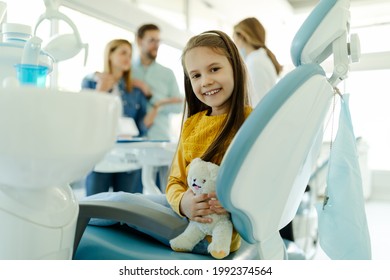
[189,158,201,169]
[193,157,202,164]
[207,162,220,180]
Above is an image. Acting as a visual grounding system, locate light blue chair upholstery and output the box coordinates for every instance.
[74,0,357,260]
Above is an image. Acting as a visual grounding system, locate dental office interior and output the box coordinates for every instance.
[0,0,389,262]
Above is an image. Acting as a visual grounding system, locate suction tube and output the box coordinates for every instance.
[21,36,43,65]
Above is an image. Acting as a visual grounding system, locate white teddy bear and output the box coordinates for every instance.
[169,157,233,259]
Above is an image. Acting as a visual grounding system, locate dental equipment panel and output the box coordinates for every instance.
[0,1,121,259]
[73,0,360,260]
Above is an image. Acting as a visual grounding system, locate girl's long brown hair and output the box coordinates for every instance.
[181,30,249,162]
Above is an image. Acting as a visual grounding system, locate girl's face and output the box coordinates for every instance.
[185,46,234,116]
[110,43,132,72]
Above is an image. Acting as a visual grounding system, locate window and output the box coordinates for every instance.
[54,7,136,91]
[346,69,390,170]
[56,7,184,93]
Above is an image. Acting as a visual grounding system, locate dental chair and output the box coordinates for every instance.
[73,0,359,260]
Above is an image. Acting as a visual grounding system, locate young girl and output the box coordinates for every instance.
[82,31,252,256]
[165,30,252,253]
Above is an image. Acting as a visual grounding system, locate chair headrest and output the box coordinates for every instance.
[290,0,349,66]
[290,0,360,86]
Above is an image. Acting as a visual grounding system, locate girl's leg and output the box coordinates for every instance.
[81,191,184,227]
[81,192,212,255]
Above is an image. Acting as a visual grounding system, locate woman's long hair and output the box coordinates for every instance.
[234,17,283,75]
[181,30,249,162]
[103,39,133,92]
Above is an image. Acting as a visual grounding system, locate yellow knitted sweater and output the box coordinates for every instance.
[166,107,252,252]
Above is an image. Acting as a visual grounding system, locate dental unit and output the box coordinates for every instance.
[0,0,120,259]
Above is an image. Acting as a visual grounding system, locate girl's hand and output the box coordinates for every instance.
[208,192,228,215]
[180,189,214,223]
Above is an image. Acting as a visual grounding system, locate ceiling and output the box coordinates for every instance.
[132,0,390,29]
[60,0,390,70]
[287,0,388,10]
[63,1,390,44]
[130,0,390,60]
[209,0,390,28]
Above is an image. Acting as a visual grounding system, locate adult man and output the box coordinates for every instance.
[133,23,183,141]
[132,23,183,192]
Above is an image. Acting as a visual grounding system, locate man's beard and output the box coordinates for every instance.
[146,50,157,61]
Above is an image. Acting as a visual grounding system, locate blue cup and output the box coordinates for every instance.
[14,64,49,87]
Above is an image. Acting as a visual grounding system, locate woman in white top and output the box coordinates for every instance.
[233,17,283,107]
[234,18,295,242]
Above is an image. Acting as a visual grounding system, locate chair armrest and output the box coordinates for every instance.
[73,200,188,257]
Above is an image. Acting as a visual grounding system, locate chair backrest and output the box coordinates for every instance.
[217,0,354,260]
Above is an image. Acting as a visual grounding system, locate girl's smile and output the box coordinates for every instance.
[203,88,221,96]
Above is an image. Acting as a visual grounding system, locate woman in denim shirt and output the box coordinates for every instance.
[81,39,149,195]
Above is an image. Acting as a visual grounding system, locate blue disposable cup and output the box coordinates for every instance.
[14,64,48,87]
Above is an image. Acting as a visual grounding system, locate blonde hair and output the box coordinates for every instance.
[103,39,133,92]
[234,17,283,75]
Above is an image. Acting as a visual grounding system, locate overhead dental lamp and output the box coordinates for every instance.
[34,0,88,65]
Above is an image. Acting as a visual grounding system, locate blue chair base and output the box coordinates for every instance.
[74,224,261,260]
[74,224,305,260]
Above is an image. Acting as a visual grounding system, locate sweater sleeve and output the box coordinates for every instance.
[165,135,188,216]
